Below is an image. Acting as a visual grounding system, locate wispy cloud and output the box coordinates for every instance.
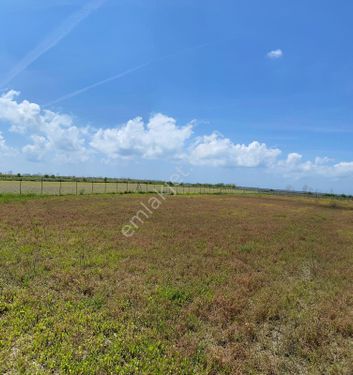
[44,62,150,107]
[266,49,283,59]
[44,41,211,107]
[0,0,106,88]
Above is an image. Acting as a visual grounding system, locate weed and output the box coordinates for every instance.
[0,194,351,373]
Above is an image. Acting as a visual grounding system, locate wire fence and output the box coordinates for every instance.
[1,179,350,199]
[0,180,238,196]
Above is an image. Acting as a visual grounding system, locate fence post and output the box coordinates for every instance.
[105,181,107,193]
[19,179,22,195]
[76,181,78,195]
[59,180,62,196]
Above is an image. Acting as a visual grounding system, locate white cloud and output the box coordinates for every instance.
[267,49,283,59]
[0,133,7,151]
[0,90,42,133]
[0,131,15,156]
[331,162,353,176]
[22,135,49,162]
[0,90,89,162]
[0,91,194,164]
[0,132,17,172]
[275,153,353,178]
[276,153,318,176]
[189,135,353,179]
[90,113,193,160]
[1,90,353,182]
[188,132,281,167]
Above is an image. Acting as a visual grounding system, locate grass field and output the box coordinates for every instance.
[0,193,352,374]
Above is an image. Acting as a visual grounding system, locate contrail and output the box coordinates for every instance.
[44,62,151,107]
[44,41,211,107]
[0,0,106,88]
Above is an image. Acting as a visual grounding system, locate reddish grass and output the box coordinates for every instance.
[0,194,352,374]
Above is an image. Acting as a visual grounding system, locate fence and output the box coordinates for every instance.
[0,180,238,196]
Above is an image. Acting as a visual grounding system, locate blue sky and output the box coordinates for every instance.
[1,0,353,193]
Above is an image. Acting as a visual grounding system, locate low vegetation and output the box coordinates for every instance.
[0,194,352,374]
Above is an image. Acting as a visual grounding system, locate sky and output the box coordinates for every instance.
[1,0,353,193]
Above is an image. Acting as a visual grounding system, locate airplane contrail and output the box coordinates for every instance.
[44,42,211,107]
[0,0,106,88]
[44,62,151,107]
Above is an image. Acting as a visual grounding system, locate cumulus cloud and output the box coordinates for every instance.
[90,113,193,160]
[331,162,353,176]
[267,49,283,59]
[0,90,89,162]
[188,132,281,167]
[0,90,42,133]
[0,133,7,150]
[0,131,15,157]
[189,134,353,179]
[1,90,353,181]
[276,153,353,178]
